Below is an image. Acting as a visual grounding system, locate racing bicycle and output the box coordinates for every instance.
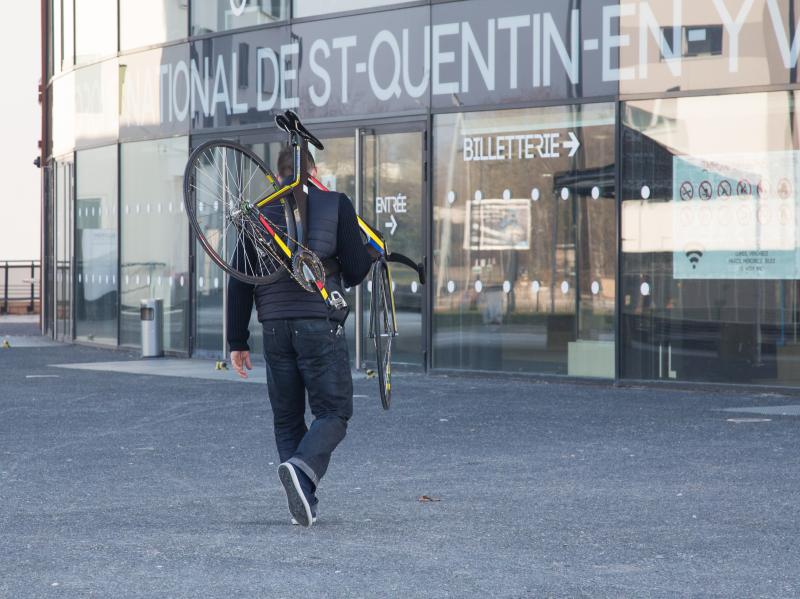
[182,110,424,409]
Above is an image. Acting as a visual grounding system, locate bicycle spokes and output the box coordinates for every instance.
[183,140,296,285]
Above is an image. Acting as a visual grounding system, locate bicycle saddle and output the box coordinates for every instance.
[274,110,324,151]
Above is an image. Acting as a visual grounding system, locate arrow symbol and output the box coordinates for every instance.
[563,131,581,158]
[384,214,398,236]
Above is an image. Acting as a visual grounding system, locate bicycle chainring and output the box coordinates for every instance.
[292,250,325,293]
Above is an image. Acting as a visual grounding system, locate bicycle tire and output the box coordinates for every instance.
[370,260,396,410]
[183,140,296,285]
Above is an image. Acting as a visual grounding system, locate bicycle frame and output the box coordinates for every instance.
[254,148,302,210]
[236,110,421,315]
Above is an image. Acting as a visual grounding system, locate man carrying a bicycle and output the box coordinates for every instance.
[226,146,376,527]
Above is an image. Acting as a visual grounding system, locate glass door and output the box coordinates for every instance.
[359,125,427,368]
[311,133,358,361]
[190,123,429,372]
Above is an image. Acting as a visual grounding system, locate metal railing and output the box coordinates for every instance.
[1,260,40,314]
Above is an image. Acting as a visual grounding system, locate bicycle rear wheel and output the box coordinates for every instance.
[369,260,396,410]
[183,140,296,285]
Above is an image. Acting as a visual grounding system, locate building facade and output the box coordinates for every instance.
[42,0,800,387]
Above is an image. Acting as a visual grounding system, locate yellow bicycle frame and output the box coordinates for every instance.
[254,149,302,209]
[249,161,394,315]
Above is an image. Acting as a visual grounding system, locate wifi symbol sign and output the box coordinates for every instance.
[686,250,703,269]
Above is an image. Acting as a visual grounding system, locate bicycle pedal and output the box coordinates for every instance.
[329,290,348,310]
[365,369,376,379]
[215,361,228,371]
[2,338,10,349]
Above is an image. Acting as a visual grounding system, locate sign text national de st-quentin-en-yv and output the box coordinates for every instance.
[103,0,800,132]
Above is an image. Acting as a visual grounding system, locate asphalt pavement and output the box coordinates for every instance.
[1,325,798,598]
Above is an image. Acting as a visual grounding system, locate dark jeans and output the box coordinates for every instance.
[262,318,353,489]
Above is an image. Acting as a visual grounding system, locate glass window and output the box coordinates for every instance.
[293,0,399,19]
[51,0,76,74]
[74,58,119,148]
[188,27,292,131]
[55,157,74,341]
[119,45,191,141]
[75,145,118,344]
[191,0,287,35]
[191,136,283,357]
[191,130,227,356]
[51,72,75,157]
[44,162,56,337]
[618,0,793,95]
[120,137,190,351]
[63,0,74,71]
[622,91,800,386]
[120,0,188,51]
[50,0,61,76]
[433,104,616,376]
[75,0,117,64]
[193,237,227,356]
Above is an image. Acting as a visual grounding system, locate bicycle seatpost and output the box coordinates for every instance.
[290,136,310,246]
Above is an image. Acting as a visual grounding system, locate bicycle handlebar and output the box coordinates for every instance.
[386,252,425,285]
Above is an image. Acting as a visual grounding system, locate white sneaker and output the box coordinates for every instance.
[291,514,318,526]
[278,462,314,527]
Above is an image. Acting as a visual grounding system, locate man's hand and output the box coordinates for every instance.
[230,350,252,378]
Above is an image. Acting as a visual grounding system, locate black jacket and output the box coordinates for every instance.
[227,187,373,352]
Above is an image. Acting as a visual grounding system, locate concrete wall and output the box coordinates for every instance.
[0,3,41,261]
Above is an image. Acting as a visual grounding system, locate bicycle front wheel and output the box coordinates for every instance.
[369,260,396,410]
[183,140,296,285]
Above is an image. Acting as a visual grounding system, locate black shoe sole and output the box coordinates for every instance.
[278,463,312,528]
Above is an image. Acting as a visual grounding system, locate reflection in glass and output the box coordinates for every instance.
[74,59,119,147]
[433,104,616,375]
[618,0,791,95]
[622,91,800,385]
[120,137,189,351]
[118,45,191,141]
[120,0,187,50]
[361,130,424,366]
[293,0,398,18]
[75,146,118,344]
[191,0,288,35]
[75,0,117,64]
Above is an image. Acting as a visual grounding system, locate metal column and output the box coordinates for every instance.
[354,128,362,370]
